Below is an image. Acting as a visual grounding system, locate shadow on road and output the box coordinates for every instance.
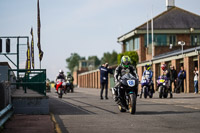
[49,97,94,115]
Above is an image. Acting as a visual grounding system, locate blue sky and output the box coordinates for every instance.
[0,0,200,80]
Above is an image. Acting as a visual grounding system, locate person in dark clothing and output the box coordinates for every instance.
[177,66,186,93]
[161,64,172,98]
[169,66,177,92]
[113,56,138,102]
[99,63,113,100]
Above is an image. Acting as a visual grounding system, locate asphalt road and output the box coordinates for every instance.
[48,88,200,133]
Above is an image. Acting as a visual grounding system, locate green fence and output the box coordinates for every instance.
[8,69,46,96]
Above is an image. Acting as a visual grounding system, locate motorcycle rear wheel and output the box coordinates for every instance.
[129,94,136,114]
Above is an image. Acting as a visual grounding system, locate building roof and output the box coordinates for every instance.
[137,46,200,66]
[152,46,200,61]
[138,7,200,30]
[118,7,200,41]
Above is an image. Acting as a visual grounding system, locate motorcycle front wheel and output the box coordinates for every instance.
[163,88,168,98]
[143,86,148,99]
[158,86,163,99]
[128,93,136,114]
[58,88,63,98]
[118,105,126,112]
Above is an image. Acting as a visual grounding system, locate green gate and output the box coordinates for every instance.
[8,69,46,95]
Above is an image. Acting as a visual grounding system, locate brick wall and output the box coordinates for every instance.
[137,66,143,91]
[78,70,102,89]
[184,56,195,93]
[177,34,191,46]
[139,35,146,62]
[154,46,195,57]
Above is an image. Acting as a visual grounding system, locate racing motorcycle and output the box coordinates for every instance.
[157,76,169,98]
[140,76,153,98]
[66,77,74,93]
[55,79,65,98]
[116,73,138,114]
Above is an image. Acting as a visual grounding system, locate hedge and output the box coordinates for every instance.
[117,51,139,67]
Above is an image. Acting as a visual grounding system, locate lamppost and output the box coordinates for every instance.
[178,41,185,56]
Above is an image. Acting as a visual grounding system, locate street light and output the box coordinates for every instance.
[178,41,185,56]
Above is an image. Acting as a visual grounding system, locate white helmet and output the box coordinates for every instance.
[59,69,64,74]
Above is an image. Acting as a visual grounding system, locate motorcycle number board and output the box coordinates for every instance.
[127,80,135,87]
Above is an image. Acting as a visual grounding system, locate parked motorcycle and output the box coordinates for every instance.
[55,79,65,98]
[157,76,169,98]
[140,76,153,98]
[116,73,138,114]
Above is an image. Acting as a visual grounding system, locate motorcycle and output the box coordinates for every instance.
[140,76,153,98]
[66,78,74,93]
[116,73,138,114]
[157,76,170,98]
[55,79,65,98]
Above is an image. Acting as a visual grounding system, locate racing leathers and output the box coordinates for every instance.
[55,73,66,92]
[141,69,154,94]
[113,65,138,101]
[66,75,74,89]
[162,69,173,97]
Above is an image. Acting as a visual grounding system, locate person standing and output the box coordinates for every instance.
[99,63,113,100]
[169,66,177,92]
[193,67,198,94]
[177,66,186,93]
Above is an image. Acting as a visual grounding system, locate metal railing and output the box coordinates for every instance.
[8,69,46,96]
[0,104,13,127]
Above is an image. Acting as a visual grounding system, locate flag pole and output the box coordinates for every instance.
[151,6,154,58]
[147,15,149,48]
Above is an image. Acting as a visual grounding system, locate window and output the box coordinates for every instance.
[191,35,200,46]
[125,39,134,51]
[169,35,176,46]
[82,62,87,67]
[145,34,167,46]
[155,35,167,46]
[134,37,140,50]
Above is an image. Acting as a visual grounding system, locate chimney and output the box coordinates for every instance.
[166,0,175,10]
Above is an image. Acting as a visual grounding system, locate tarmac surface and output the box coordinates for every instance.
[2,115,55,133]
[1,87,200,133]
[49,87,200,133]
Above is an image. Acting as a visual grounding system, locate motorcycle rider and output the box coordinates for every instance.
[140,64,154,97]
[113,56,138,103]
[55,69,66,93]
[161,64,173,98]
[66,72,74,91]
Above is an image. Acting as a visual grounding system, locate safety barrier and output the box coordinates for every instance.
[8,69,46,95]
[0,104,13,127]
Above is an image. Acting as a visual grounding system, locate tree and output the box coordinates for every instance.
[66,53,85,72]
[88,56,101,67]
[118,51,139,67]
[101,51,118,66]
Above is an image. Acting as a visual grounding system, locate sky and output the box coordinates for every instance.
[0,0,200,81]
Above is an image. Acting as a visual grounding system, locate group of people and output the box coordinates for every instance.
[99,55,199,100]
